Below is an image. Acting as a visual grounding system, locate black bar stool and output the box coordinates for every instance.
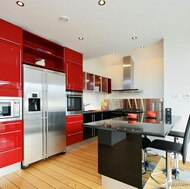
[142,135,156,173]
[146,115,190,189]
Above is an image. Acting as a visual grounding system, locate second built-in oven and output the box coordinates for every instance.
[66,91,83,115]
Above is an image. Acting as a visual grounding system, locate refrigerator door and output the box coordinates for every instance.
[45,70,66,157]
[22,65,43,167]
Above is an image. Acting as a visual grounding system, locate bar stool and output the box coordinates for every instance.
[142,135,156,173]
[146,115,190,189]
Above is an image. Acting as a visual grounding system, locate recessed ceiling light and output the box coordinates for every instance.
[59,16,69,22]
[98,0,106,6]
[140,46,145,48]
[16,1,24,7]
[132,36,137,40]
[112,53,116,55]
[78,37,84,40]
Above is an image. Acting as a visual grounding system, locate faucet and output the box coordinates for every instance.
[83,103,90,111]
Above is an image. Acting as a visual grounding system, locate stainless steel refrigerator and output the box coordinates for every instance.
[22,64,66,168]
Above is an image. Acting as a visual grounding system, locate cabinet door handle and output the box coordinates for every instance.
[0,130,21,135]
[67,60,81,65]
[66,64,68,86]
[0,121,21,126]
[19,49,22,88]
[67,121,83,124]
[67,131,83,137]
[0,147,21,154]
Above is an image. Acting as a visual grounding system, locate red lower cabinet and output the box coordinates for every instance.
[0,120,23,168]
[66,114,83,146]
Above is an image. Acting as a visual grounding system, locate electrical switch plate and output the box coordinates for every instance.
[183,94,190,99]
[172,94,180,99]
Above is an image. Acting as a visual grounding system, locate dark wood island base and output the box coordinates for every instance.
[98,130,142,189]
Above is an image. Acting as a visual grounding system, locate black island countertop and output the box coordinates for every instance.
[82,113,181,137]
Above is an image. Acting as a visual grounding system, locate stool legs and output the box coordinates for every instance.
[150,152,172,188]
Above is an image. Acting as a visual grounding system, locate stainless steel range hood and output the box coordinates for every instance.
[112,56,143,93]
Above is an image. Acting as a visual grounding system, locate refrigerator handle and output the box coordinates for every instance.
[45,115,49,158]
[42,116,46,159]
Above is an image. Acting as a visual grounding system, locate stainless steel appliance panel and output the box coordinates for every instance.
[23,66,43,166]
[22,64,66,167]
[46,71,66,157]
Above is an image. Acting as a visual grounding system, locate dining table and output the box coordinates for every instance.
[82,112,181,189]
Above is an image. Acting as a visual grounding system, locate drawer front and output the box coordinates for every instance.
[66,132,83,146]
[66,114,83,122]
[66,120,83,135]
[0,131,22,152]
[0,147,22,168]
[0,121,22,133]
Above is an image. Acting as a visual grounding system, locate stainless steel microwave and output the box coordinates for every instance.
[0,97,22,121]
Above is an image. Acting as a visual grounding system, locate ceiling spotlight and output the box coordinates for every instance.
[98,0,106,6]
[112,53,116,55]
[132,36,137,40]
[16,1,24,7]
[78,37,84,40]
[59,16,69,22]
[140,46,145,48]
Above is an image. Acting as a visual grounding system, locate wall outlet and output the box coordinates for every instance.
[183,94,190,99]
[172,94,180,99]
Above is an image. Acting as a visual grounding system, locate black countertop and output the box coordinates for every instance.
[82,113,181,137]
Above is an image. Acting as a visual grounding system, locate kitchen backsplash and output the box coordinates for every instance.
[104,98,163,112]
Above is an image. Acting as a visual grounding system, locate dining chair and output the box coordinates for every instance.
[146,115,190,188]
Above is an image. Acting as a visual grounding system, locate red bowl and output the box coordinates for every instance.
[128,113,137,119]
[128,120,137,124]
[146,111,157,118]
[147,119,156,123]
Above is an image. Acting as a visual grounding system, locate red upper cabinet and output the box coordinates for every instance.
[64,47,83,91]
[102,77,108,93]
[0,19,22,44]
[0,19,22,97]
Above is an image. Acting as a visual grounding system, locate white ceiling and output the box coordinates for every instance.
[0,0,190,60]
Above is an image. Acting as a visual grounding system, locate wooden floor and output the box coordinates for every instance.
[0,137,190,189]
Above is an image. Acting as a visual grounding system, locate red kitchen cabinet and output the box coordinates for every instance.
[102,77,108,93]
[0,19,22,97]
[86,72,94,91]
[0,19,22,44]
[66,114,83,146]
[95,75,101,92]
[64,47,83,91]
[0,120,23,168]
[0,39,22,96]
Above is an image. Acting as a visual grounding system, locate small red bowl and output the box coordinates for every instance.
[128,113,137,119]
[146,111,157,118]
[128,120,137,124]
[147,119,156,123]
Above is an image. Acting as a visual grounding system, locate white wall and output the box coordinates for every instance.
[164,29,190,161]
[83,40,164,109]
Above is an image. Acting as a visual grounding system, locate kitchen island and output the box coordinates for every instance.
[82,113,181,189]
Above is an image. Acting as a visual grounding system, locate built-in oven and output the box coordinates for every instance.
[0,97,22,121]
[66,91,83,115]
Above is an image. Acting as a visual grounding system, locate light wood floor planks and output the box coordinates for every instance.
[0,137,190,189]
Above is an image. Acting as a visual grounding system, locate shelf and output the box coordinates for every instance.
[23,30,64,72]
